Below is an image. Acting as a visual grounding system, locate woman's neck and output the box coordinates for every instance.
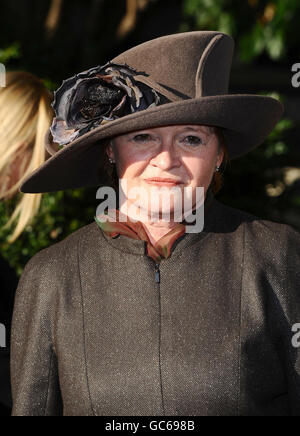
[140,220,180,245]
[119,201,182,245]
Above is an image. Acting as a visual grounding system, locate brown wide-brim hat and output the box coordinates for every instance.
[20,31,284,194]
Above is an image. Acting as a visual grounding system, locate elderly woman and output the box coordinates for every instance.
[11,31,300,416]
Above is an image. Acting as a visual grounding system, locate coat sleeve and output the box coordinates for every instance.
[10,251,63,416]
[279,224,300,415]
[0,255,18,415]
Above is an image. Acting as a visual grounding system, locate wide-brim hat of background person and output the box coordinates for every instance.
[20,31,284,194]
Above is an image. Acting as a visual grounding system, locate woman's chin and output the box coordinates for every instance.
[128,203,185,223]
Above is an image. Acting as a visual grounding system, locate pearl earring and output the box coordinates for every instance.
[109,157,115,164]
[215,166,220,172]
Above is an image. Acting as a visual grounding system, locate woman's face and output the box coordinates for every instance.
[106,124,224,221]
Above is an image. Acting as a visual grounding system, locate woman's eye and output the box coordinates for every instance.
[133,134,152,143]
[182,136,203,146]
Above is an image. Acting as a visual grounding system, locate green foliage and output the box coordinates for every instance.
[0,43,58,91]
[0,42,21,64]
[182,0,300,62]
[0,187,98,276]
[183,0,236,35]
[217,96,300,231]
[42,78,60,92]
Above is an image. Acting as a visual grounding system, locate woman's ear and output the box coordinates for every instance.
[217,146,225,168]
[106,140,115,161]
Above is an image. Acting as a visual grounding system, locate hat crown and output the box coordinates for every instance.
[112,31,235,100]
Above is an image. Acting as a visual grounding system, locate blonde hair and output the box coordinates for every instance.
[0,71,53,243]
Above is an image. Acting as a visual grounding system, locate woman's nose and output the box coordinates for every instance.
[150,142,181,169]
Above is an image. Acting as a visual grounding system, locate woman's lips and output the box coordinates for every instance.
[144,178,182,186]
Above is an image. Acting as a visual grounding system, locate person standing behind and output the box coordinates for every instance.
[0,71,53,415]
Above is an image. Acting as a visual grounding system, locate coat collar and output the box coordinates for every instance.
[97,186,222,260]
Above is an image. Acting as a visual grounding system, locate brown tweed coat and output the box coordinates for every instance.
[10,196,300,416]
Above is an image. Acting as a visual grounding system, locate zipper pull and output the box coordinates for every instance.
[155,263,160,283]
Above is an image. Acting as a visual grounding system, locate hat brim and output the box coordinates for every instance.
[20,94,283,193]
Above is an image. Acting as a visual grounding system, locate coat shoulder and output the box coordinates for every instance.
[215,199,300,256]
[21,222,100,280]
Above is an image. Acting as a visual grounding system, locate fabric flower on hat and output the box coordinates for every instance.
[50,63,168,146]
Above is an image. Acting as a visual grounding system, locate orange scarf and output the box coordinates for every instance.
[95,209,186,263]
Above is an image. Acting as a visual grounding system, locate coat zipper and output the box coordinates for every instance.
[154,260,165,415]
[155,263,161,283]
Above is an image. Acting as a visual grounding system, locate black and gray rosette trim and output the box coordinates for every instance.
[50,63,168,145]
